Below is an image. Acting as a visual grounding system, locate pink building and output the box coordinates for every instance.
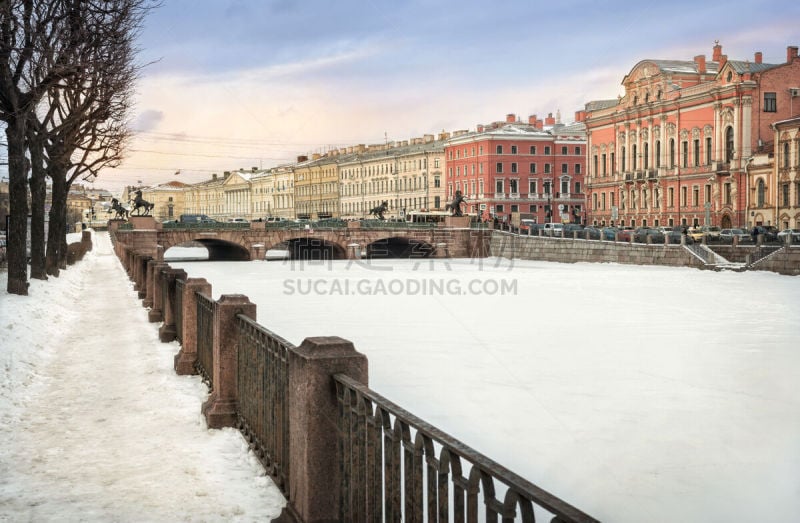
[444,112,587,224]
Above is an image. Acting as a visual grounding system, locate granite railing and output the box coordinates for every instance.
[116,244,599,523]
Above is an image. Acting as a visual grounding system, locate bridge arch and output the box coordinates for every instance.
[161,236,250,261]
[364,236,435,258]
[283,237,348,260]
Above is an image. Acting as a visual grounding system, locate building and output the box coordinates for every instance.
[584,42,800,229]
[140,181,188,221]
[294,154,339,220]
[444,113,586,224]
[751,115,800,228]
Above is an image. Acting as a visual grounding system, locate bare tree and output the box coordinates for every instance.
[0,0,79,294]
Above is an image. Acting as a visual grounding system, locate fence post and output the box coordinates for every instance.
[276,336,368,523]
[148,262,170,323]
[159,268,187,342]
[174,278,212,375]
[201,294,256,429]
[143,259,158,308]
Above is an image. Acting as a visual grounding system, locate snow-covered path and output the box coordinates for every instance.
[0,232,285,522]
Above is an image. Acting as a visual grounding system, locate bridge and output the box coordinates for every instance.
[109,216,491,262]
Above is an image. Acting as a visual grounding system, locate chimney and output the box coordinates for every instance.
[224,171,231,179]
[574,110,586,123]
[719,54,727,69]
[788,46,799,63]
[423,134,434,143]
[212,173,217,180]
[312,153,321,160]
[694,55,706,74]
[438,131,450,141]
[545,112,555,126]
[712,41,722,62]
[754,51,763,64]
[477,124,484,133]
[297,155,308,163]
[506,113,515,123]
[528,114,537,125]
[535,119,543,130]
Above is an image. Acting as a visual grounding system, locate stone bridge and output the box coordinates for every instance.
[110,216,491,262]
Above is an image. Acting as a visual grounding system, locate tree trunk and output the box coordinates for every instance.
[5,117,29,295]
[28,132,47,280]
[45,173,67,277]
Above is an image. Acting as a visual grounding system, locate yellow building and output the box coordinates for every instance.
[294,154,339,220]
[140,181,188,221]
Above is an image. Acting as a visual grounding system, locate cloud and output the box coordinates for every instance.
[132,109,165,132]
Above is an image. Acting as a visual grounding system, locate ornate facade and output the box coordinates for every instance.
[584,43,800,229]
[749,115,800,228]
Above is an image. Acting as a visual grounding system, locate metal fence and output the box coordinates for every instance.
[195,292,215,388]
[174,278,184,343]
[333,374,599,523]
[235,315,291,491]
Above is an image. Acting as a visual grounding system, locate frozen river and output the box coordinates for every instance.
[169,250,800,523]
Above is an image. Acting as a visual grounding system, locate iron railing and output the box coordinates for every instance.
[235,315,291,490]
[195,292,215,388]
[162,221,250,230]
[174,278,185,343]
[334,374,599,523]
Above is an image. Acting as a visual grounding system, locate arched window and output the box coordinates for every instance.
[784,142,790,169]
[725,126,734,162]
[757,179,765,207]
[644,142,649,169]
[655,140,661,167]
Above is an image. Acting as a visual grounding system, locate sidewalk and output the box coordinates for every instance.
[0,231,285,522]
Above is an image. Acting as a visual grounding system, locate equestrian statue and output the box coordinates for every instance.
[108,198,129,220]
[368,201,389,220]
[445,190,467,217]
[129,189,154,216]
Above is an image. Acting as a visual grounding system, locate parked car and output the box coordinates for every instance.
[584,226,602,240]
[753,225,779,242]
[543,223,564,237]
[633,227,664,243]
[719,228,750,242]
[601,226,619,240]
[687,226,721,242]
[617,226,635,241]
[564,224,584,237]
[226,217,248,223]
[777,228,800,243]
[179,213,213,224]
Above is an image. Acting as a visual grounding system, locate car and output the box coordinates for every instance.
[179,213,213,224]
[632,227,665,243]
[617,226,635,241]
[543,223,564,237]
[226,217,248,223]
[719,228,750,243]
[687,226,721,241]
[752,225,779,242]
[777,228,800,243]
[583,226,602,240]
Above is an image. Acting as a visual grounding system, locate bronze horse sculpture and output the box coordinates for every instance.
[129,189,154,216]
[108,198,129,220]
[445,190,467,217]
[368,201,389,220]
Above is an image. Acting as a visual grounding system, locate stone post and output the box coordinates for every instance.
[174,278,213,375]
[159,268,187,342]
[81,230,92,252]
[733,236,739,247]
[277,337,368,523]
[144,259,158,308]
[148,262,170,323]
[201,294,257,429]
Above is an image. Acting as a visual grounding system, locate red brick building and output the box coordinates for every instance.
[584,42,800,229]
[444,113,586,224]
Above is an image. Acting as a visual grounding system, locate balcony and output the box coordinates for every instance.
[494,192,506,199]
[713,161,730,175]
[647,169,657,180]
[635,171,644,181]
[509,192,520,199]
[624,172,633,182]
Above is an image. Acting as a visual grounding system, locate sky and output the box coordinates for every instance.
[167,245,800,523]
[0,232,286,521]
[1,232,799,521]
[83,0,800,194]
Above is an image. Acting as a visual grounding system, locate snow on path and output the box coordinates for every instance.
[0,232,285,522]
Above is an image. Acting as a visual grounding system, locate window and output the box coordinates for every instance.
[669,139,676,167]
[681,186,687,207]
[544,146,551,155]
[757,179,765,207]
[530,145,537,154]
[655,140,661,168]
[561,178,569,195]
[434,177,440,188]
[602,153,607,175]
[509,179,518,194]
[561,163,568,174]
[621,146,627,171]
[575,181,581,194]
[575,164,581,174]
[544,163,551,174]
[529,205,537,213]
[784,142,790,169]
[496,179,504,193]
[632,144,637,170]
[764,92,777,112]
[496,145,503,154]
[529,163,537,174]
[561,146,568,155]
[511,204,519,212]
[705,184,712,203]
[574,146,581,155]
[511,162,518,173]
[496,162,503,173]
[495,204,504,213]
[529,180,537,194]
[543,181,552,194]
[644,142,649,169]
[693,139,700,167]
[434,158,440,168]
[668,187,674,207]
[706,137,712,165]
[692,186,699,207]
[782,183,790,207]
[724,182,731,205]
[725,127,734,162]
[593,155,598,176]
[682,141,688,168]
[511,145,518,154]
[611,152,615,173]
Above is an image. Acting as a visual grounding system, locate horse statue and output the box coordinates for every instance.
[129,189,154,216]
[368,201,389,220]
[108,197,129,220]
[445,190,467,217]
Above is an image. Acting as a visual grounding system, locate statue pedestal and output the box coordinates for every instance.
[129,215,157,230]
[445,216,471,228]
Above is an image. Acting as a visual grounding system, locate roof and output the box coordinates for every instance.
[585,99,617,112]
[647,59,721,75]
[725,60,781,74]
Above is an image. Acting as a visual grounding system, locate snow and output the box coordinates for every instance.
[3,234,799,522]
[0,232,285,521]
[166,249,800,523]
